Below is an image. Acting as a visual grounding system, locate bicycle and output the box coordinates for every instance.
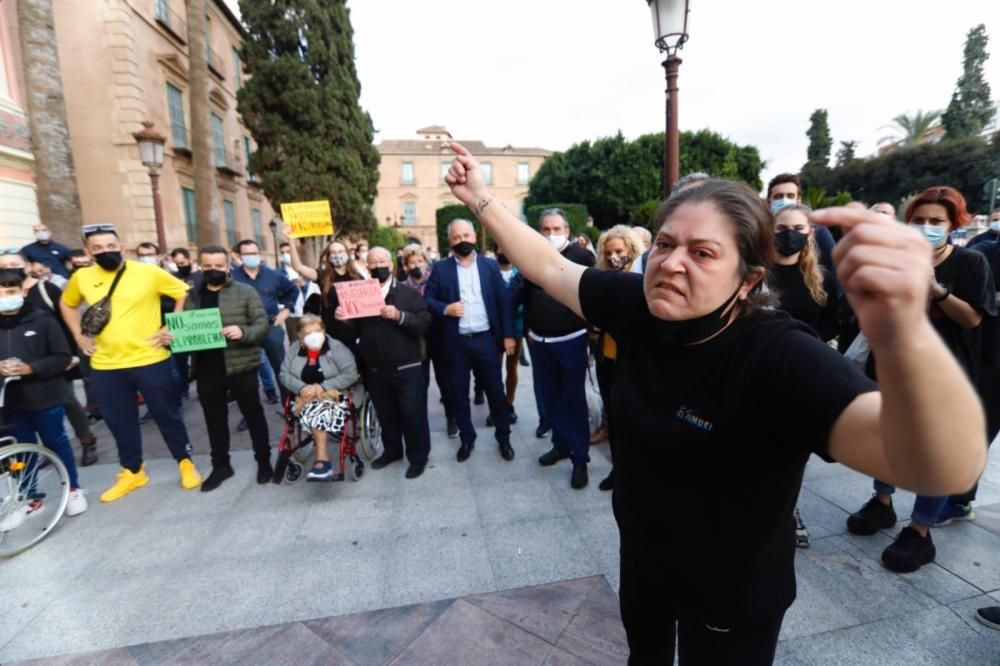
[0,376,71,557]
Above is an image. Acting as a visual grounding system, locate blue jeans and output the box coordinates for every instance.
[260,324,286,394]
[90,359,192,472]
[257,349,277,395]
[7,405,80,489]
[528,334,590,464]
[874,480,948,527]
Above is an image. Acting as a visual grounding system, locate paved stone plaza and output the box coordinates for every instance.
[2,366,1000,664]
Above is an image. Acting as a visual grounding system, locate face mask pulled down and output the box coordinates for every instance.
[653,284,744,344]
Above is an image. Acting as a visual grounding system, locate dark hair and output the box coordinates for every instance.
[198,244,230,260]
[0,268,26,288]
[234,239,259,254]
[137,242,159,253]
[279,242,290,250]
[170,247,191,259]
[905,186,971,231]
[68,248,88,259]
[652,179,776,314]
[767,173,800,198]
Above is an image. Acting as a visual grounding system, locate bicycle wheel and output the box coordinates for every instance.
[0,443,71,557]
[358,399,383,462]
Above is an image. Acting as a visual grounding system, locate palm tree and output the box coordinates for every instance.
[878,110,942,149]
[17,0,83,241]
[187,0,220,244]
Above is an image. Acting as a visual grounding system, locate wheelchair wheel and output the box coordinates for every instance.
[284,461,304,484]
[347,454,364,482]
[358,399,383,462]
[0,443,71,557]
[292,440,314,464]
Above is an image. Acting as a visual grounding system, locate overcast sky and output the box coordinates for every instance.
[230,1,1000,191]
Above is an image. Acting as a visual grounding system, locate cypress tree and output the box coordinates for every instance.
[942,24,996,140]
[802,109,833,186]
[237,0,379,237]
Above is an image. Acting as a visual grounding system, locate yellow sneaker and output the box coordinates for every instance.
[178,458,202,490]
[100,466,150,503]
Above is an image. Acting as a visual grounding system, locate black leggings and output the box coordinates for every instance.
[620,561,784,665]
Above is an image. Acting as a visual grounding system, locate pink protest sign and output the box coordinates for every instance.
[334,279,385,319]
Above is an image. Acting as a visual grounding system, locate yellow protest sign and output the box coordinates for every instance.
[280,200,334,238]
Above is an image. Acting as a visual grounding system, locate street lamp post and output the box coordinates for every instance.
[646,0,691,198]
[269,217,281,267]
[133,121,167,250]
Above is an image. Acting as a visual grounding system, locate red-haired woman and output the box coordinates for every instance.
[283,230,363,353]
[847,186,996,573]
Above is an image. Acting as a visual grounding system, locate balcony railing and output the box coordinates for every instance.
[169,124,191,153]
[154,0,187,42]
[215,148,243,177]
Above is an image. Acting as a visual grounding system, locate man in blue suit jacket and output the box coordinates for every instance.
[425,219,516,463]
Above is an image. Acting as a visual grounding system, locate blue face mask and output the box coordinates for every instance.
[770,198,796,215]
[241,255,261,270]
[0,295,24,313]
[990,221,1000,233]
[918,224,948,247]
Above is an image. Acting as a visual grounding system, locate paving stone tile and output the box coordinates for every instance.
[473,477,565,526]
[776,605,1000,666]
[304,598,453,664]
[390,598,555,665]
[795,486,852,540]
[946,593,1000,641]
[465,577,599,643]
[9,648,140,666]
[973,501,1000,537]
[483,518,602,590]
[554,577,628,665]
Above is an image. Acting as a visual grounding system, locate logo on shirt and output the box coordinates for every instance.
[23,330,37,337]
[676,405,714,432]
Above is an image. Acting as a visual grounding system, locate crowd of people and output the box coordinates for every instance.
[2,142,999,660]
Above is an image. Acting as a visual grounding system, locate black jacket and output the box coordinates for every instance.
[0,304,72,412]
[511,243,596,336]
[356,280,430,373]
[25,280,82,380]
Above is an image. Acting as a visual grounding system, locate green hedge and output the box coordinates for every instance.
[369,225,406,256]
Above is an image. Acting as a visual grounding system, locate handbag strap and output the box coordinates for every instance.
[105,263,126,299]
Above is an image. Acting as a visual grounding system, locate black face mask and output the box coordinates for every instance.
[203,269,228,286]
[496,253,509,265]
[452,241,476,257]
[653,284,744,344]
[94,251,123,271]
[775,229,809,257]
[176,264,193,277]
[372,266,391,283]
[407,267,424,281]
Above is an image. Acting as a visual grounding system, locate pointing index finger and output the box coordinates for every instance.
[445,141,471,158]
[810,205,896,232]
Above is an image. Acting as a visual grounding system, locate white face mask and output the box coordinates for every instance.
[138,256,158,265]
[164,261,178,273]
[303,331,325,351]
[991,221,1000,232]
[547,233,568,250]
[35,231,51,242]
[281,253,291,265]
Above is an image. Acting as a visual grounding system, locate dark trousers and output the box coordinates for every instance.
[367,363,430,465]
[90,358,192,472]
[620,560,784,665]
[529,335,590,464]
[426,345,456,420]
[596,357,616,459]
[450,332,510,445]
[261,324,287,393]
[7,405,79,489]
[197,369,270,468]
[62,378,93,441]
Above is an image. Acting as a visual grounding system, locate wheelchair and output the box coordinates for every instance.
[0,376,72,557]
[272,384,382,484]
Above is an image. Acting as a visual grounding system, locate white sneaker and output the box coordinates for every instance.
[66,489,88,517]
[0,499,45,532]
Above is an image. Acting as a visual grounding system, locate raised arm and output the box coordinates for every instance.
[445,143,586,319]
[814,206,986,496]
[281,224,319,282]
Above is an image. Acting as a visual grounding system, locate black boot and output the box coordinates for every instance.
[201,466,235,492]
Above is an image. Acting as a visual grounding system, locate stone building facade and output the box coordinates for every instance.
[0,0,40,249]
[49,0,274,254]
[374,125,551,249]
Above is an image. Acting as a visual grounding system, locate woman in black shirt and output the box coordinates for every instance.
[284,231,362,352]
[847,186,995,571]
[770,204,839,341]
[443,144,986,665]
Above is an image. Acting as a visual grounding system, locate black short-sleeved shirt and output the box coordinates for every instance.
[579,268,877,625]
[769,263,840,341]
[193,289,226,376]
[928,246,996,378]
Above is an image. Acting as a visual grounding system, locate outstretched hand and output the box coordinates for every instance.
[811,205,931,349]
[444,142,490,211]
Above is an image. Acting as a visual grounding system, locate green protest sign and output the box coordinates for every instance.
[165,308,227,353]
